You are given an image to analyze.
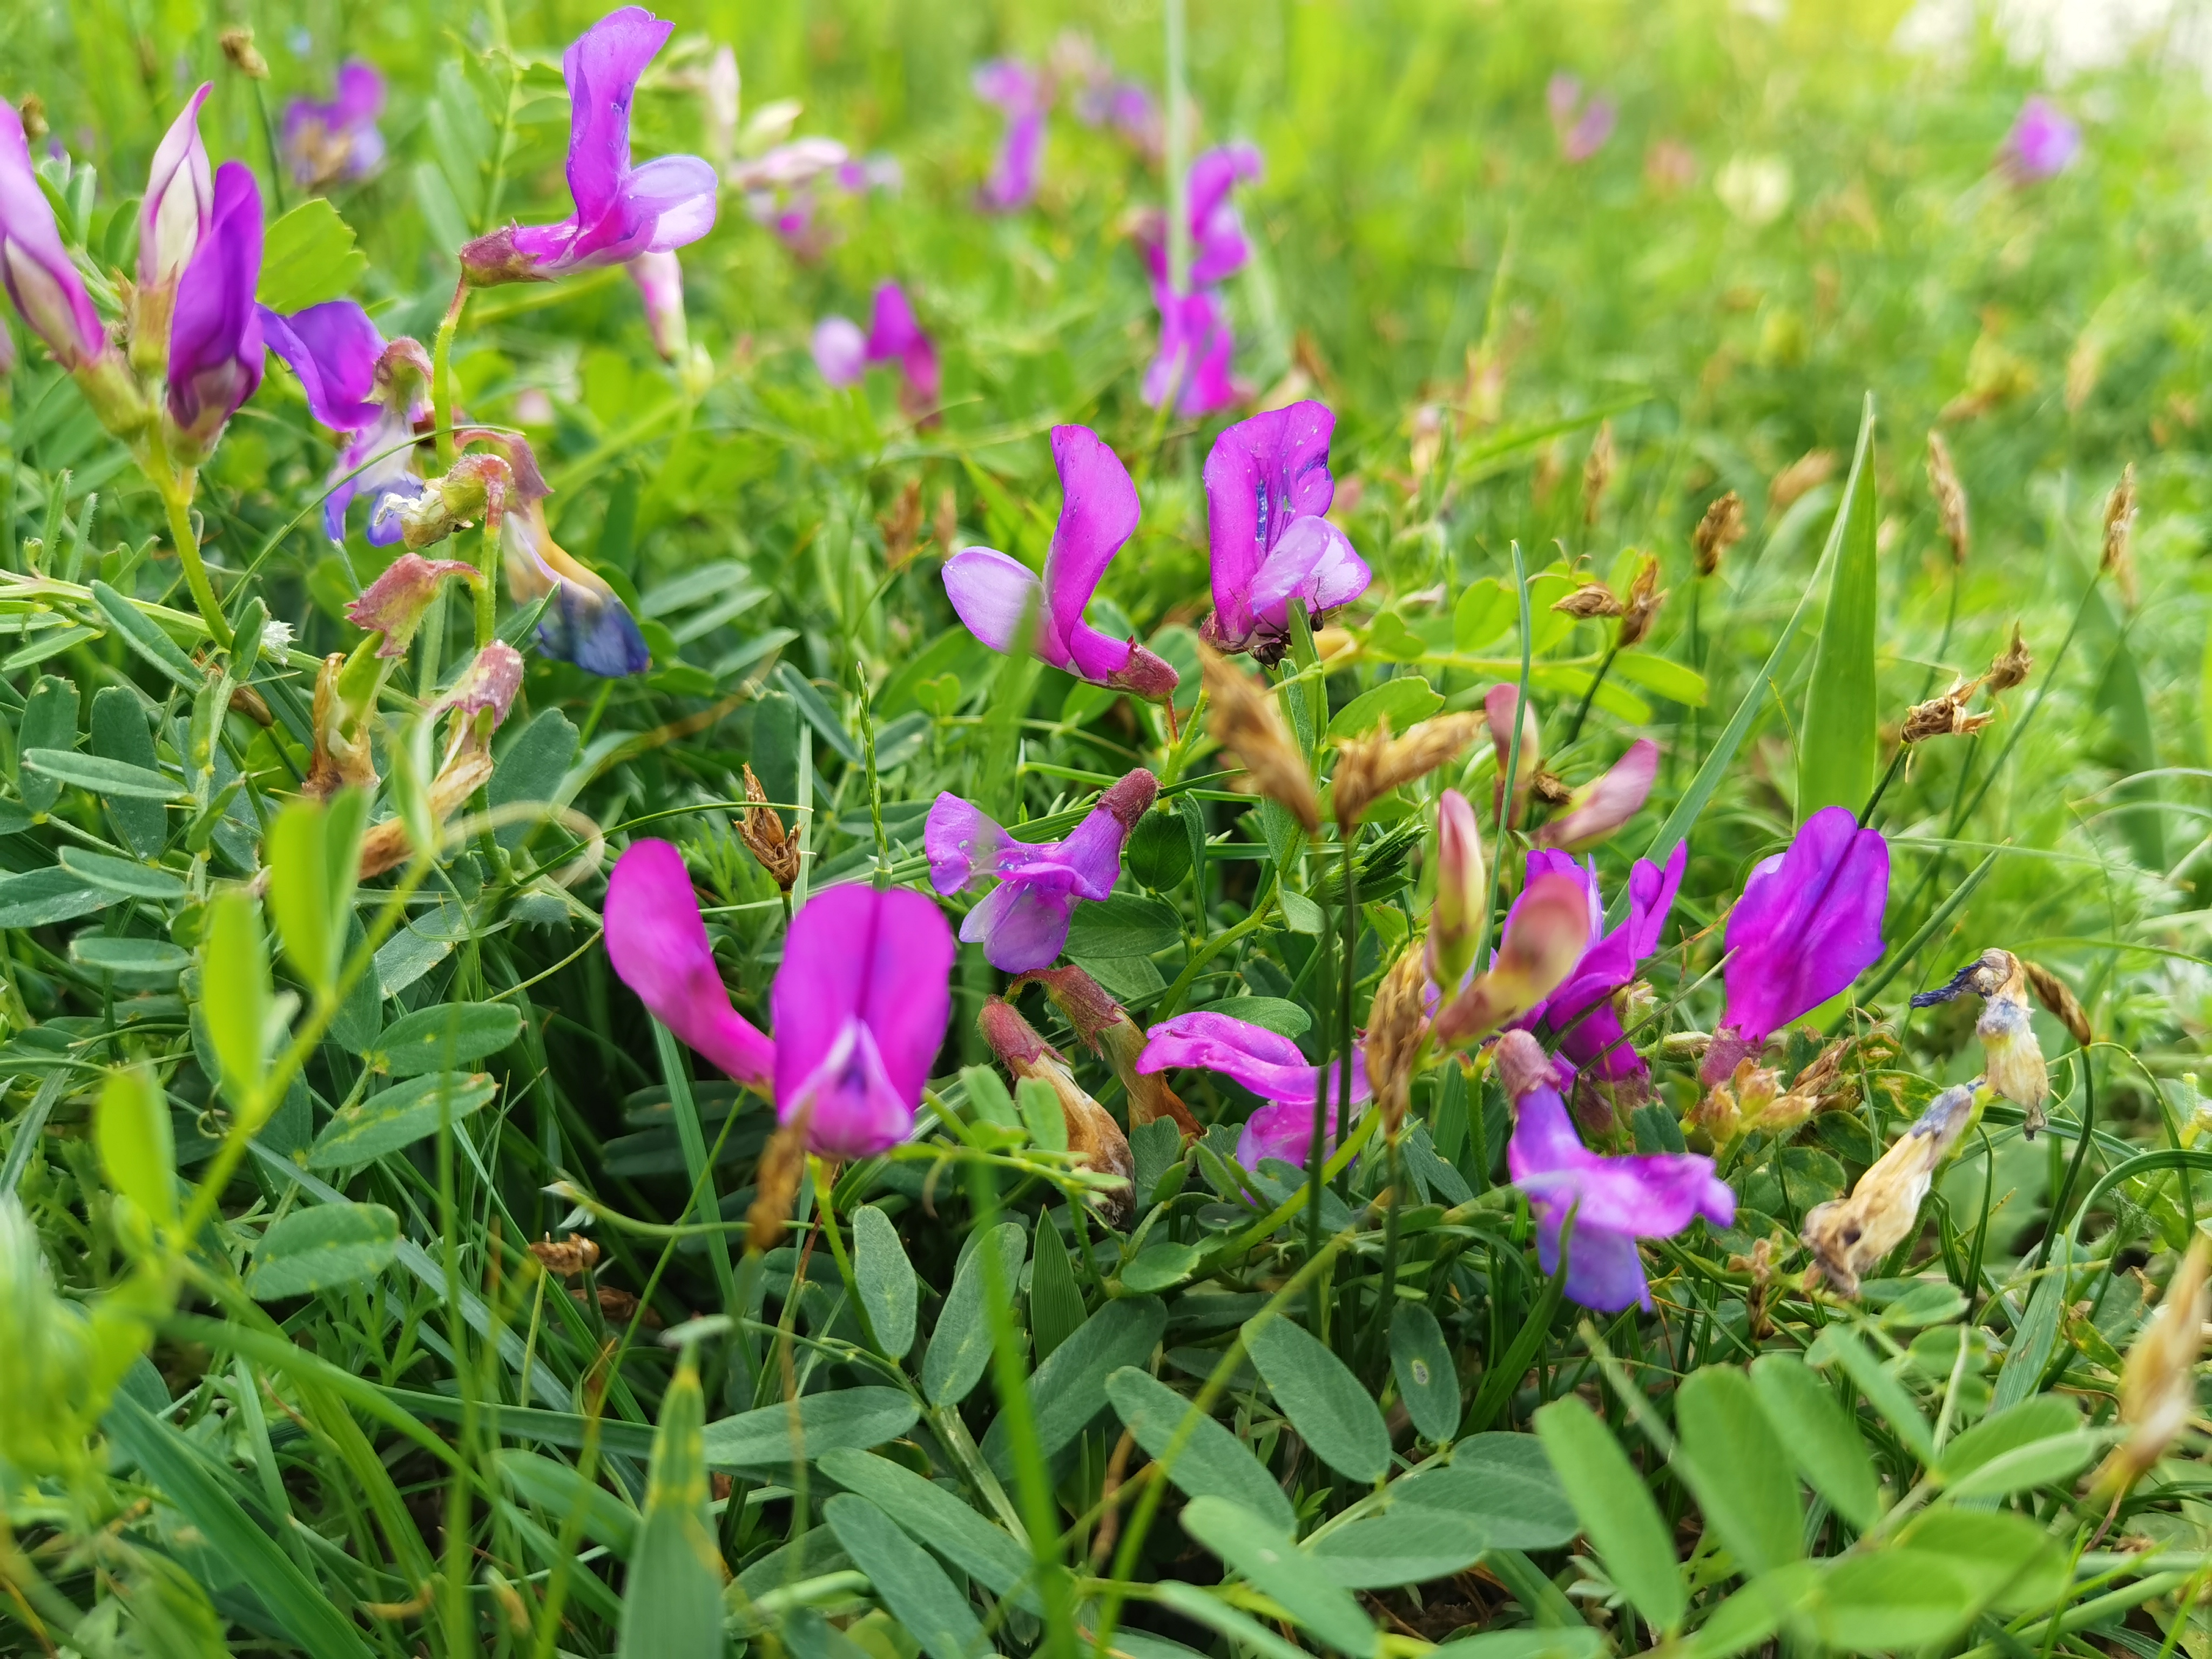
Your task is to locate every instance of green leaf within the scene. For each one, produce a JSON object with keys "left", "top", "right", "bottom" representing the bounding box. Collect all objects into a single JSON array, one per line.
[
  {"left": 982, "top": 1294, "right": 1167, "bottom": 1476},
  {"left": 267, "top": 792, "right": 367, "bottom": 999},
  {"left": 1245, "top": 1314, "right": 1392, "bottom": 1483},
  {"left": 246, "top": 1203, "right": 400, "bottom": 1299},
  {"left": 1674, "top": 1365, "right": 1802, "bottom": 1576},
  {"left": 1935, "top": 1392, "right": 2078, "bottom": 1485},
  {"left": 97, "top": 1064, "right": 174, "bottom": 1228},
  {"left": 16, "top": 675, "right": 79, "bottom": 815},
  {"left": 1611, "top": 651, "right": 1708, "bottom": 706},
  {"left": 1154, "top": 1581, "right": 1327, "bottom": 1659},
  {"left": 1017, "top": 1074, "right": 1068, "bottom": 1151},
  {"left": 1807, "top": 1324, "right": 1935, "bottom": 1464},
  {"left": 1747, "top": 1354, "right": 1880, "bottom": 1530},
  {"left": 1532, "top": 1397, "right": 1686, "bottom": 1633},
  {"left": 851, "top": 1203, "right": 917, "bottom": 1360},
  {"left": 71, "top": 935, "right": 190, "bottom": 982},
  {"left": 1943, "top": 1428, "right": 2103, "bottom": 1500},
  {"left": 921, "top": 1220, "right": 1024, "bottom": 1406},
  {"left": 1105, "top": 1365, "right": 1298, "bottom": 1533},
  {"left": 489, "top": 709, "right": 580, "bottom": 849},
  {"left": 1181, "top": 1496, "right": 1377, "bottom": 1655},
  {"left": 201, "top": 892, "right": 272, "bottom": 1114},
  {"left": 498, "top": 1451, "right": 639, "bottom": 1555},
  {"left": 1326, "top": 676, "right": 1442, "bottom": 742},
  {"left": 1388, "top": 1304, "right": 1461, "bottom": 1444},
  {"left": 816, "top": 1449, "right": 1039, "bottom": 1613},
  {"left": 305, "top": 1071, "right": 497, "bottom": 1168},
  {"left": 1128, "top": 810, "right": 1193, "bottom": 889},
  {"left": 1677, "top": 1563, "right": 1820, "bottom": 1659},
  {"left": 256, "top": 198, "right": 368, "bottom": 312},
  {"left": 699, "top": 1386, "right": 920, "bottom": 1470},
  {"left": 1794, "top": 393, "right": 1879, "bottom": 820},
  {"left": 1306, "top": 1508, "right": 1490, "bottom": 1588},
  {"left": 0, "top": 866, "right": 111, "bottom": 927},
  {"left": 23, "top": 747, "right": 184, "bottom": 800},
  {"left": 89, "top": 686, "right": 169, "bottom": 858},
  {"left": 1391, "top": 1433, "right": 1578, "bottom": 1550},
  {"left": 1065, "top": 891, "right": 1182, "bottom": 957},
  {"left": 1432, "top": 1633, "right": 1603, "bottom": 1659},
  {"left": 58, "top": 847, "right": 186, "bottom": 900},
  {"left": 822, "top": 1495, "right": 984, "bottom": 1659},
  {"left": 1453, "top": 578, "right": 1516, "bottom": 653},
  {"left": 1121, "top": 1240, "right": 1201, "bottom": 1293},
  {"left": 1802, "top": 1549, "right": 1979, "bottom": 1652},
  {"left": 1893, "top": 1509, "right": 2069, "bottom": 1614},
  {"left": 370, "top": 1000, "right": 524, "bottom": 1077},
  {"left": 1027, "top": 1212, "right": 1086, "bottom": 1360},
  {"left": 618, "top": 1354, "right": 722, "bottom": 1659},
  {"left": 88, "top": 583, "right": 200, "bottom": 691}
]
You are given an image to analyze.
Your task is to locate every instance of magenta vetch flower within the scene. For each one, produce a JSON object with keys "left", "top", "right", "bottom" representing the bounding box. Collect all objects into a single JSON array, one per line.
[
  {"left": 283, "top": 60, "right": 387, "bottom": 188},
  {"left": 606, "top": 839, "right": 777, "bottom": 1090},
  {"left": 941, "top": 424, "right": 1181, "bottom": 703},
  {"left": 139, "top": 85, "right": 214, "bottom": 300},
  {"left": 1536, "top": 739, "right": 1658, "bottom": 852},
  {"left": 811, "top": 283, "right": 938, "bottom": 415},
  {"left": 0, "top": 101, "right": 110, "bottom": 373},
  {"left": 1141, "top": 144, "right": 1263, "bottom": 288},
  {"left": 1547, "top": 73, "right": 1616, "bottom": 163},
  {"left": 165, "top": 163, "right": 264, "bottom": 463},
  {"left": 1199, "top": 400, "right": 1370, "bottom": 662},
  {"left": 1702, "top": 805, "right": 1889, "bottom": 1083},
  {"left": 460, "top": 7, "right": 717, "bottom": 286},
  {"left": 627, "top": 249, "right": 687, "bottom": 360},
  {"left": 259, "top": 298, "right": 432, "bottom": 542},
  {"left": 926, "top": 770, "right": 1156, "bottom": 972},
  {"left": 813, "top": 315, "right": 867, "bottom": 386},
  {"left": 1137, "top": 1010, "right": 1369, "bottom": 1170},
  {"left": 1499, "top": 1028, "right": 1733, "bottom": 1311},
  {"left": 2003, "top": 96, "right": 2080, "bottom": 181},
  {"left": 975, "top": 59, "right": 1047, "bottom": 211},
  {"left": 1144, "top": 282, "right": 1241, "bottom": 417},
  {"left": 1513, "top": 842, "right": 1685, "bottom": 1090}
]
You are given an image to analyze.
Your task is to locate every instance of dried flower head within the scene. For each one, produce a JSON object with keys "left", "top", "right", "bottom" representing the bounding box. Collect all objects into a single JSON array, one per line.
[
  {"left": 1554, "top": 583, "right": 1625, "bottom": 620},
  {"left": 17, "top": 95, "right": 47, "bottom": 143},
  {"left": 978, "top": 997, "right": 1133, "bottom": 1220},
  {"left": 220, "top": 28, "right": 269, "bottom": 78},
  {"left": 1616, "top": 553, "right": 1664, "bottom": 649},
  {"left": 1582, "top": 420, "right": 1615, "bottom": 527},
  {"left": 2102, "top": 462, "right": 2139, "bottom": 606},
  {"left": 305, "top": 652, "right": 377, "bottom": 801},
  {"left": 1692, "top": 490, "right": 1746, "bottom": 578},
  {"left": 1366, "top": 943, "right": 1431, "bottom": 1136},
  {"left": 1201, "top": 644, "right": 1319, "bottom": 832},
  {"left": 2095, "top": 1235, "right": 2210, "bottom": 1495},
  {"left": 1901, "top": 678, "right": 1993, "bottom": 744},
  {"left": 1986, "top": 623, "right": 2032, "bottom": 693},
  {"left": 1332, "top": 711, "right": 1482, "bottom": 828},
  {"left": 1530, "top": 769, "right": 1574, "bottom": 807},
  {"left": 2024, "top": 959, "right": 2092, "bottom": 1047},
  {"left": 1769, "top": 448, "right": 1838, "bottom": 515},
  {"left": 529, "top": 1233, "right": 601, "bottom": 1277},
  {"left": 1913, "top": 948, "right": 2049, "bottom": 1134},
  {"left": 1800, "top": 1083, "right": 1977, "bottom": 1298},
  {"left": 738, "top": 763, "right": 800, "bottom": 891},
  {"left": 1927, "top": 429, "right": 1970, "bottom": 564},
  {"left": 1790, "top": 1026, "right": 1899, "bottom": 1114},
  {"left": 879, "top": 477, "right": 925, "bottom": 571}
]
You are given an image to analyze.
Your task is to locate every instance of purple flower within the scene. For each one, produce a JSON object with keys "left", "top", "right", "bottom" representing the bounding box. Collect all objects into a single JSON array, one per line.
[
  {"left": 1702, "top": 805, "right": 1889, "bottom": 1083},
  {"left": 139, "top": 85, "right": 213, "bottom": 300},
  {"left": 1137, "top": 1010, "right": 1369, "bottom": 1171},
  {"left": 1499, "top": 1028, "right": 1734, "bottom": 1311},
  {"left": 941, "top": 424, "right": 1181, "bottom": 703},
  {"left": 1198, "top": 400, "right": 1371, "bottom": 660},
  {"left": 813, "top": 315, "right": 867, "bottom": 385},
  {"left": 811, "top": 284, "right": 938, "bottom": 416},
  {"left": 282, "top": 60, "right": 387, "bottom": 188},
  {"left": 1144, "top": 282, "right": 1241, "bottom": 417},
  {"left": 165, "top": 162, "right": 264, "bottom": 463},
  {"left": 1547, "top": 73, "right": 1616, "bottom": 164},
  {"left": 1077, "top": 80, "right": 1160, "bottom": 156},
  {"left": 259, "top": 298, "right": 432, "bottom": 542},
  {"left": 459, "top": 7, "right": 718, "bottom": 286},
  {"left": 627, "top": 248, "right": 687, "bottom": 360},
  {"left": 0, "top": 100, "right": 110, "bottom": 373},
  {"left": 975, "top": 59, "right": 1047, "bottom": 212},
  {"left": 606, "top": 838, "right": 777, "bottom": 1090},
  {"left": 2004, "top": 96, "right": 2080, "bottom": 181},
  {"left": 1140, "top": 144, "right": 1263, "bottom": 288},
  {"left": 347, "top": 552, "right": 480, "bottom": 658},
  {"left": 1513, "top": 842, "right": 1685, "bottom": 1090},
  {"left": 1535, "top": 739, "right": 1658, "bottom": 852},
  {"left": 926, "top": 769, "right": 1157, "bottom": 972}
]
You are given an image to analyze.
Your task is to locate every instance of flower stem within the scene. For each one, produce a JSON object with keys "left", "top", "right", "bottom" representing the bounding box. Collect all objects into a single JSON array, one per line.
[
  {"left": 1557, "top": 632, "right": 1619, "bottom": 750},
  {"left": 1859, "top": 740, "right": 1911, "bottom": 827},
  {"left": 160, "top": 476, "right": 230, "bottom": 652},
  {"left": 433, "top": 280, "right": 469, "bottom": 468}
]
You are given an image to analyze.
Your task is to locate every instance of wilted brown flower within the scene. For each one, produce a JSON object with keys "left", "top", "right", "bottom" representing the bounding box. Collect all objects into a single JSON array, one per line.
[
  {"left": 1366, "top": 944, "right": 1431, "bottom": 1136},
  {"left": 1582, "top": 421, "right": 1615, "bottom": 527},
  {"left": 1332, "top": 711, "right": 1483, "bottom": 829},
  {"left": 738, "top": 763, "right": 801, "bottom": 891},
  {"left": 1530, "top": 769, "right": 1574, "bottom": 806},
  {"left": 1800, "top": 1083, "right": 1977, "bottom": 1298},
  {"left": 1926, "top": 429, "right": 1970, "bottom": 565},
  {"left": 1915, "top": 948, "right": 2048, "bottom": 1134},
  {"left": 229, "top": 683, "right": 274, "bottom": 727},
  {"left": 1769, "top": 449, "right": 1838, "bottom": 515},
  {"left": 1616, "top": 554, "right": 1665, "bottom": 649},
  {"left": 879, "top": 478, "right": 925, "bottom": 571},
  {"left": 220, "top": 27, "right": 269, "bottom": 77},
  {"left": 1985, "top": 623, "right": 2032, "bottom": 693},
  {"left": 2094, "top": 1235, "right": 2210, "bottom": 1495},
  {"left": 1790, "top": 1027, "right": 1899, "bottom": 1114},
  {"left": 932, "top": 486, "right": 960, "bottom": 559},
  {"left": 1202, "top": 644, "right": 1319, "bottom": 832},
  {"left": 2024, "top": 960, "right": 2092, "bottom": 1047},
  {"left": 304, "top": 652, "right": 378, "bottom": 801},
  {"left": 356, "top": 643, "right": 524, "bottom": 878},
  {"left": 1013, "top": 965, "right": 1199, "bottom": 1138},
  {"left": 17, "top": 95, "right": 47, "bottom": 143},
  {"left": 2102, "top": 463, "right": 2139, "bottom": 606},
  {"left": 977, "top": 997, "right": 1133, "bottom": 1220},
  {"left": 1554, "top": 583, "right": 1626, "bottom": 619},
  {"left": 1692, "top": 490, "right": 1746, "bottom": 578},
  {"left": 1900, "top": 678, "right": 1993, "bottom": 744},
  {"left": 530, "top": 1234, "right": 602, "bottom": 1277}
]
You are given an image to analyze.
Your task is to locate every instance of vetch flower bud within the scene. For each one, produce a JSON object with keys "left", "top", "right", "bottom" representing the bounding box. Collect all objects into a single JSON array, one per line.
[
  {"left": 346, "top": 553, "right": 480, "bottom": 659},
  {"left": 813, "top": 316, "right": 867, "bottom": 386},
  {"left": 1427, "top": 788, "right": 1486, "bottom": 993},
  {"left": 628, "top": 249, "right": 689, "bottom": 361},
  {"left": 0, "top": 102, "right": 114, "bottom": 376},
  {"left": 738, "top": 763, "right": 800, "bottom": 891},
  {"left": 1554, "top": 583, "right": 1625, "bottom": 619},
  {"left": 1432, "top": 870, "right": 1588, "bottom": 1050},
  {"left": 978, "top": 996, "right": 1134, "bottom": 1219},
  {"left": 1986, "top": 623, "right": 2032, "bottom": 693},
  {"left": 394, "top": 452, "right": 512, "bottom": 550},
  {"left": 1332, "top": 711, "right": 1482, "bottom": 829},
  {"left": 282, "top": 62, "right": 387, "bottom": 188},
  {"left": 1202, "top": 645, "right": 1319, "bottom": 832},
  {"left": 164, "top": 161, "right": 265, "bottom": 464},
  {"left": 1800, "top": 1083, "right": 1977, "bottom": 1298},
  {"left": 1927, "top": 429, "right": 1969, "bottom": 564},
  {"left": 1692, "top": 490, "right": 1745, "bottom": 577},
  {"left": 1535, "top": 738, "right": 1658, "bottom": 852},
  {"left": 132, "top": 84, "right": 214, "bottom": 370},
  {"left": 2095, "top": 1235, "right": 2210, "bottom": 1496},
  {"left": 1013, "top": 964, "right": 1201, "bottom": 1139}
]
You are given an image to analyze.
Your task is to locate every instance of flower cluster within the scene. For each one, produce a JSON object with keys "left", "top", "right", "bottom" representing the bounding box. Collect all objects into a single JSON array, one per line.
[{"left": 1141, "top": 144, "right": 1263, "bottom": 417}]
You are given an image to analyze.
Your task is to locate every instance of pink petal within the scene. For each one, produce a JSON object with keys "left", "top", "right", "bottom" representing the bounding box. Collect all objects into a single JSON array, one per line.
[
  {"left": 561, "top": 6, "right": 670, "bottom": 218},
  {"left": 1537, "top": 738, "right": 1658, "bottom": 852},
  {"left": 959, "top": 880, "right": 1077, "bottom": 973},
  {"left": 925, "top": 793, "right": 1009, "bottom": 893},
  {"left": 772, "top": 884, "right": 953, "bottom": 1120},
  {"left": 604, "top": 839, "right": 774, "bottom": 1088},
  {"left": 942, "top": 547, "right": 1059, "bottom": 664},
  {"left": 1043, "top": 424, "right": 1141, "bottom": 671}
]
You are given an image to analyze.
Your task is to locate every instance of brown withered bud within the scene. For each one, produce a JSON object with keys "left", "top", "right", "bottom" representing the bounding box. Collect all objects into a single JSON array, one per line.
[
  {"left": 1582, "top": 420, "right": 1615, "bottom": 527},
  {"left": 1554, "top": 583, "right": 1626, "bottom": 620},
  {"left": 1692, "top": 490, "right": 1746, "bottom": 577},
  {"left": 1730, "top": 1236, "right": 1782, "bottom": 1339},
  {"left": 2024, "top": 960, "right": 2092, "bottom": 1047},
  {"left": 529, "top": 1233, "right": 602, "bottom": 1277},
  {"left": 1985, "top": 623, "right": 2032, "bottom": 693},
  {"left": 2102, "top": 462, "right": 2139, "bottom": 606},
  {"left": 304, "top": 652, "right": 377, "bottom": 801},
  {"left": 1201, "top": 644, "right": 1319, "bottom": 832},
  {"left": 1365, "top": 944, "right": 1431, "bottom": 1137},
  {"left": 572, "top": 1284, "right": 660, "bottom": 1327},
  {"left": 1615, "top": 554, "right": 1664, "bottom": 649},
  {"left": 2094, "top": 1236, "right": 2210, "bottom": 1496},
  {"left": 1768, "top": 448, "right": 1838, "bottom": 515},
  {"left": 1900, "top": 678, "right": 1993, "bottom": 744},
  {"left": 738, "top": 763, "right": 801, "bottom": 891},
  {"left": 228, "top": 683, "right": 274, "bottom": 727},
  {"left": 978, "top": 997, "right": 1133, "bottom": 1220},
  {"left": 746, "top": 1107, "right": 814, "bottom": 1252},
  {"left": 17, "top": 95, "right": 48, "bottom": 143},
  {"left": 220, "top": 28, "right": 269, "bottom": 77},
  {"left": 1800, "top": 1083, "right": 1977, "bottom": 1298},
  {"left": 1332, "top": 711, "right": 1483, "bottom": 829},
  {"left": 1913, "top": 948, "right": 2049, "bottom": 1134},
  {"left": 1011, "top": 965, "right": 1200, "bottom": 1138},
  {"left": 1790, "top": 1026, "right": 1899, "bottom": 1114},
  {"left": 879, "top": 477, "right": 925, "bottom": 571},
  {"left": 1926, "top": 429, "right": 1970, "bottom": 565},
  {"left": 1530, "top": 770, "right": 1574, "bottom": 807}
]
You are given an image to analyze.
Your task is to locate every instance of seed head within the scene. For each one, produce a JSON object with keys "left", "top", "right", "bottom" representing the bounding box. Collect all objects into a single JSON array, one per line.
[
  {"left": 1769, "top": 448, "right": 1838, "bottom": 515},
  {"left": 1616, "top": 552, "right": 1664, "bottom": 648},
  {"left": 1366, "top": 943, "right": 1431, "bottom": 1137},
  {"left": 1332, "top": 711, "right": 1483, "bottom": 830},
  {"left": 1692, "top": 490, "right": 1746, "bottom": 578},
  {"left": 1201, "top": 644, "right": 1319, "bottom": 832},
  {"left": 1926, "top": 429, "right": 1970, "bottom": 565},
  {"left": 746, "top": 1105, "right": 813, "bottom": 1251},
  {"left": 1985, "top": 623, "right": 2032, "bottom": 693},
  {"left": 220, "top": 28, "right": 269, "bottom": 77},
  {"left": 1554, "top": 583, "right": 1625, "bottom": 620},
  {"left": 1900, "top": 678, "right": 1993, "bottom": 744},
  {"left": 529, "top": 1234, "right": 601, "bottom": 1277},
  {"left": 2024, "top": 960, "right": 2092, "bottom": 1047},
  {"left": 738, "top": 764, "right": 801, "bottom": 891},
  {"left": 1582, "top": 420, "right": 1615, "bottom": 527},
  {"left": 2102, "top": 463, "right": 2139, "bottom": 606},
  {"left": 2096, "top": 1235, "right": 2210, "bottom": 1495}
]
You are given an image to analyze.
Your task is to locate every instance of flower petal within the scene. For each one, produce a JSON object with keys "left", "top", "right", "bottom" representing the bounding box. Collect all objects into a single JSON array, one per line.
[
  {"left": 1043, "top": 425, "right": 1141, "bottom": 670},
  {"left": 561, "top": 5, "right": 670, "bottom": 218},
  {"left": 1719, "top": 805, "right": 1889, "bottom": 1049},
  {"left": 942, "top": 547, "right": 1056, "bottom": 662},
  {"left": 260, "top": 299, "right": 383, "bottom": 431},
  {"left": 773, "top": 884, "right": 953, "bottom": 1116},
  {"left": 924, "top": 792, "right": 1009, "bottom": 893},
  {"left": 960, "top": 879, "right": 1077, "bottom": 973},
  {"left": 604, "top": 839, "right": 774, "bottom": 1088},
  {"left": 1537, "top": 738, "right": 1658, "bottom": 852},
  {"left": 1236, "top": 1097, "right": 1346, "bottom": 1172}
]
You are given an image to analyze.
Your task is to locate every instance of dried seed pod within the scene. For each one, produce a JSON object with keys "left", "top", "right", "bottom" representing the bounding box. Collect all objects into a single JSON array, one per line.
[
  {"left": 1692, "top": 490, "right": 1746, "bottom": 578},
  {"left": 1615, "top": 553, "right": 1664, "bottom": 649},
  {"left": 2102, "top": 462, "right": 2138, "bottom": 606},
  {"left": 2024, "top": 960, "right": 2092, "bottom": 1047},
  {"left": 1985, "top": 623, "right": 2032, "bottom": 693},
  {"left": 2095, "top": 1235, "right": 2210, "bottom": 1494},
  {"left": 1900, "top": 678, "right": 1993, "bottom": 744},
  {"left": 1365, "top": 943, "right": 1431, "bottom": 1137},
  {"left": 1013, "top": 965, "right": 1200, "bottom": 1138},
  {"left": 530, "top": 1233, "right": 602, "bottom": 1277},
  {"left": 1332, "top": 711, "right": 1483, "bottom": 829},
  {"left": 1800, "top": 1083, "right": 1978, "bottom": 1298},
  {"left": 1927, "top": 429, "right": 1970, "bottom": 564},
  {"left": 878, "top": 477, "right": 925, "bottom": 571},
  {"left": 1201, "top": 644, "right": 1319, "bottom": 832},
  {"left": 1554, "top": 583, "right": 1626, "bottom": 619},
  {"left": 739, "top": 763, "right": 801, "bottom": 890},
  {"left": 1769, "top": 448, "right": 1838, "bottom": 515},
  {"left": 978, "top": 997, "right": 1133, "bottom": 1220},
  {"left": 219, "top": 27, "right": 269, "bottom": 77}
]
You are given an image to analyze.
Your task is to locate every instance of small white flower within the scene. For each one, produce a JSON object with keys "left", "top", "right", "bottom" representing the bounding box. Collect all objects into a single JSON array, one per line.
[{"left": 259, "top": 619, "right": 296, "bottom": 660}]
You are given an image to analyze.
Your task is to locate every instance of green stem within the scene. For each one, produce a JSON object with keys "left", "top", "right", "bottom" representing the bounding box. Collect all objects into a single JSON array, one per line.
[
  {"left": 1557, "top": 633, "right": 1618, "bottom": 750},
  {"left": 1859, "top": 740, "right": 1911, "bottom": 828},
  {"left": 433, "top": 281, "right": 469, "bottom": 468},
  {"left": 160, "top": 475, "right": 230, "bottom": 651}
]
